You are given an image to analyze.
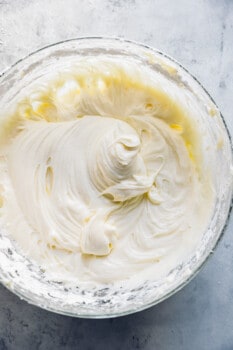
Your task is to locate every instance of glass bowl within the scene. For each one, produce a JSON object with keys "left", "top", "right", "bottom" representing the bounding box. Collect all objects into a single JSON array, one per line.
[{"left": 0, "top": 37, "right": 232, "bottom": 318}]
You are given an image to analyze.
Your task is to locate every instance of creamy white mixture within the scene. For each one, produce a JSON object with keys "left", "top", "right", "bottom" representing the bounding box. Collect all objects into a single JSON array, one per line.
[{"left": 0, "top": 57, "right": 214, "bottom": 285}]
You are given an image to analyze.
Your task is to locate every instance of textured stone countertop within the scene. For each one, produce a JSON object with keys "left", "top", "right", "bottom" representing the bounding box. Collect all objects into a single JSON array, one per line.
[{"left": 0, "top": 1, "right": 232, "bottom": 349}]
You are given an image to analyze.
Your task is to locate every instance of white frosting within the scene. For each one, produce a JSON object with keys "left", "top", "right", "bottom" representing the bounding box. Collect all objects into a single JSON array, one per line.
[{"left": 0, "top": 57, "right": 214, "bottom": 285}]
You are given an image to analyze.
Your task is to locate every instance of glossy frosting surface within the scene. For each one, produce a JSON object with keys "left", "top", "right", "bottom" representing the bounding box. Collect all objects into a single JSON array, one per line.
[{"left": 0, "top": 57, "right": 214, "bottom": 284}]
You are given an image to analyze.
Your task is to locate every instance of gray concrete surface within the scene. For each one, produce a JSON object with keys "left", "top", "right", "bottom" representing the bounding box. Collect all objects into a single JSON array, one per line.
[{"left": 0, "top": 0, "right": 233, "bottom": 349}]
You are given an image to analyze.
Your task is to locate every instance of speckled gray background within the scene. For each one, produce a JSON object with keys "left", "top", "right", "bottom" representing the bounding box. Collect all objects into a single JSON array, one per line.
[{"left": 0, "top": 0, "right": 233, "bottom": 349}]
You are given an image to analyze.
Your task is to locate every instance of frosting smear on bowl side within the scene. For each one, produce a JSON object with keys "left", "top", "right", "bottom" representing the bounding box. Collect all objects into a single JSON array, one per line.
[{"left": 0, "top": 57, "right": 214, "bottom": 285}]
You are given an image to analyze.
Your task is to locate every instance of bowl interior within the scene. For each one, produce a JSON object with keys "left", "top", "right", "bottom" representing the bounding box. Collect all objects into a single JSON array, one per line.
[{"left": 0, "top": 38, "right": 232, "bottom": 318}]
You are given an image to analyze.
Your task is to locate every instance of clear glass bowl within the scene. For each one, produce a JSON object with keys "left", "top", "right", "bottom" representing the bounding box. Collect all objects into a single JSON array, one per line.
[{"left": 0, "top": 38, "right": 232, "bottom": 318}]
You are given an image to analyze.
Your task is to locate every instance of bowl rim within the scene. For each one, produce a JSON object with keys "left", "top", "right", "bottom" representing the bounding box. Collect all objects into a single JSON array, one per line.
[{"left": 0, "top": 36, "right": 232, "bottom": 319}]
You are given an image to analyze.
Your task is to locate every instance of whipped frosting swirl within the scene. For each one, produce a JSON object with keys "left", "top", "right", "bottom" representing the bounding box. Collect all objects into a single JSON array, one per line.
[{"left": 0, "top": 57, "right": 214, "bottom": 284}]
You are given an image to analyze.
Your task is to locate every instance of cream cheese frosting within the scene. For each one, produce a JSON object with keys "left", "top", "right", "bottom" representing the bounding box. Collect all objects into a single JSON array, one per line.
[{"left": 0, "top": 57, "right": 215, "bottom": 285}]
